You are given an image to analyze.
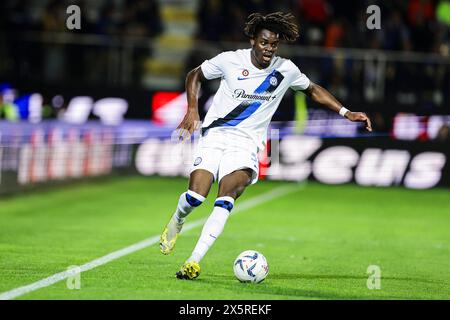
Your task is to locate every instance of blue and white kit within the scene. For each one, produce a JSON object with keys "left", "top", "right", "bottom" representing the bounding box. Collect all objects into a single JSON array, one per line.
[{"left": 191, "top": 48, "right": 311, "bottom": 184}]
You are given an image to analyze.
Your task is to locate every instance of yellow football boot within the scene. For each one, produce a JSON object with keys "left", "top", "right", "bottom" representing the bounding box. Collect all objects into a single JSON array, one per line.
[
  {"left": 176, "top": 261, "right": 201, "bottom": 280},
  {"left": 159, "top": 218, "right": 182, "bottom": 255}
]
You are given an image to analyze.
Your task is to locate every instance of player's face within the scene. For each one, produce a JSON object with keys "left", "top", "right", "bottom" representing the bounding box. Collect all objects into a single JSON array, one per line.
[{"left": 250, "top": 29, "right": 280, "bottom": 69}]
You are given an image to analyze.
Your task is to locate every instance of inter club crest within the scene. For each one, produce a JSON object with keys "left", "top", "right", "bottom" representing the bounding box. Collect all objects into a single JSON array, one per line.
[
  {"left": 270, "top": 76, "right": 278, "bottom": 86},
  {"left": 194, "top": 157, "right": 202, "bottom": 166}
]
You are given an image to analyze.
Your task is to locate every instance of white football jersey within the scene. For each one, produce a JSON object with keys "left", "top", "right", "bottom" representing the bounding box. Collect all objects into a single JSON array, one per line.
[{"left": 200, "top": 48, "right": 310, "bottom": 150}]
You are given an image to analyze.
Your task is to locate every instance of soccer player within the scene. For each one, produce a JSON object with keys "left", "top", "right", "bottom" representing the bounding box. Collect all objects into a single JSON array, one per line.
[{"left": 160, "top": 12, "right": 372, "bottom": 279}]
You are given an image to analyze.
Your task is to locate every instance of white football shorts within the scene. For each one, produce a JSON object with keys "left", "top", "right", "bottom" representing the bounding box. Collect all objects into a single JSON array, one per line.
[{"left": 190, "top": 128, "right": 259, "bottom": 184}]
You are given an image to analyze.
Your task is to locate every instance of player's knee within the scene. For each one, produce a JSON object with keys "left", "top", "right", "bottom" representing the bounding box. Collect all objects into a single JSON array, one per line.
[
  {"left": 189, "top": 170, "right": 213, "bottom": 197},
  {"left": 187, "top": 185, "right": 209, "bottom": 198},
  {"left": 218, "top": 185, "right": 246, "bottom": 200}
]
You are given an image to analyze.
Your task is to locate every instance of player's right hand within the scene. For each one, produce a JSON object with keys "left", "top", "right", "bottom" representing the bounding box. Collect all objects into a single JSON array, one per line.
[{"left": 176, "top": 111, "right": 201, "bottom": 141}]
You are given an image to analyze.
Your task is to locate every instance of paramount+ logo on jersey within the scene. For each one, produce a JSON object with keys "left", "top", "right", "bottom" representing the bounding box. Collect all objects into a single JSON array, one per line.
[{"left": 233, "top": 89, "right": 276, "bottom": 102}]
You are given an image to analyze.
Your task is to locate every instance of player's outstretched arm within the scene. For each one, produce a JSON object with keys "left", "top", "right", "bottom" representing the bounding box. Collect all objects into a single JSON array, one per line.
[
  {"left": 177, "top": 66, "right": 206, "bottom": 139},
  {"left": 303, "top": 82, "right": 372, "bottom": 132}
]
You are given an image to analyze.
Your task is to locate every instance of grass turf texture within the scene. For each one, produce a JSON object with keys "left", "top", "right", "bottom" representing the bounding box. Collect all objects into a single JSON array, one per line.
[{"left": 0, "top": 176, "right": 449, "bottom": 300}]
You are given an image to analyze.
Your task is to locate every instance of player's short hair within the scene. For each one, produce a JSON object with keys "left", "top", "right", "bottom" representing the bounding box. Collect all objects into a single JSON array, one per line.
[{"left": 244, "top": 12, "right": 299, "bottom": 43}]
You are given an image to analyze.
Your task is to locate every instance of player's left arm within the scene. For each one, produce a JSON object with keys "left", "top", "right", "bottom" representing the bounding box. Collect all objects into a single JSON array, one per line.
[{"left": 303, "top": 82, "right": 372, "bottom": 132}]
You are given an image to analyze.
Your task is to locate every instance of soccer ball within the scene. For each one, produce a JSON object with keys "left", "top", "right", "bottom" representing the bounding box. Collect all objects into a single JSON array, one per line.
[{"left": 233, "top": 250, "right": 269, "bottom": 283}]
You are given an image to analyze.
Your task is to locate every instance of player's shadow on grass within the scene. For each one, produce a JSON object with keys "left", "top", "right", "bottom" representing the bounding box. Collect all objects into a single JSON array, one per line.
[
  {"left": 201, "top": 274, "right": 366, "bottom": 299},
  {"left": 203, "top": 273, "right": 440, "bottom": 299},
  {"left": 271, "top": 273, "right": 440, "bottom": 285},
  {"left": 272, "top": 273, "right": 365, "bottom": 280}
]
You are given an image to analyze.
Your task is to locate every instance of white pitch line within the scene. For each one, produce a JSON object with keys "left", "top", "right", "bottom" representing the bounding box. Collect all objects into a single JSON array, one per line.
[{"left": 0, "top": 183, "right": 302, "bottom": 300}]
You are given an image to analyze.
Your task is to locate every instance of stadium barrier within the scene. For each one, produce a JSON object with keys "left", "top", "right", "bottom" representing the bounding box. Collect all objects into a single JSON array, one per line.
[
  {"left": 1, "top": 120, "right": 448, "bottom": 196},
  {"left": 261, "top": 135, "right": 448, "bottom": 189}
]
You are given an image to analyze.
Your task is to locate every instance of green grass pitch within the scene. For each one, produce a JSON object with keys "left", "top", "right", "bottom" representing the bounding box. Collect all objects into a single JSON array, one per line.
[{"left": 0, "top": 176, "right": 449, "bottom": 299}]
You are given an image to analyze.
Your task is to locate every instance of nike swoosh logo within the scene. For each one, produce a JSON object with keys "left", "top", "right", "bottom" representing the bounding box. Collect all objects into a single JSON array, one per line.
[{"left": 237, "top": 77, "right": 251, "bottom": 80}]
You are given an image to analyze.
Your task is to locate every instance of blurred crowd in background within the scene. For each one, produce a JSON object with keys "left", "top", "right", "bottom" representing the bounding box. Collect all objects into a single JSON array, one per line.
[
  {"left": 1, "top": 0, "right": 163, "bottom": 85},
  {"left": 3, "top": 0, "right": 449, "bottom": 52},
  {"left": 0, "top": 0, "right": 449, "bottom": 130},
  {"left": 1, "top": 0, "right": 162, "bottom": 37},
  {"left": 197, "top": 0, "right": 450, "bottom": 53}
]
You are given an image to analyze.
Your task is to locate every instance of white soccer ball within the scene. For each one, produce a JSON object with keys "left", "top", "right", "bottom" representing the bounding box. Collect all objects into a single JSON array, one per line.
[{"left": 233, "top": 250, "right": 269, "bottom": 283}]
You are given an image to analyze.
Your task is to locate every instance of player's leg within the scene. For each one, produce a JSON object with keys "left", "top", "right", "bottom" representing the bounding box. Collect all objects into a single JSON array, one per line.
[
  {"left": 189, "top": 169, "right": 252, "bottom": 261},
  {"left": 216, "top": 168, "right": 253, "bottom": 199},
  {"left": 159, "top": 169, "right": 214, "bottom": 255},
  {"left": 176, "top": 169, "right": 214, "bottom": 224},
  {"left": 160, "top": 128, "right": 224, "bottom": 255},
  {"left": 176, "top": 169, "right": 252, "bottom": 279}
]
